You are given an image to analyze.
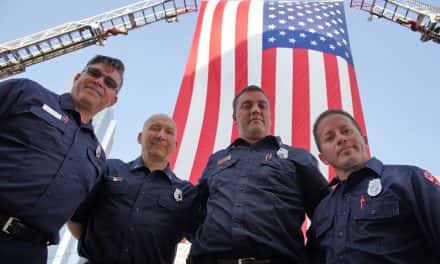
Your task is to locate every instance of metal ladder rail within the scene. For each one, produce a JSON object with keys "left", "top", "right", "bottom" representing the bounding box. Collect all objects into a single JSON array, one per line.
[
  {"left": 0, "top": 0, "right": 197, "bottom": 79},
  {"left": 350, "top": 0, "right": 440, "bottom": 43}
]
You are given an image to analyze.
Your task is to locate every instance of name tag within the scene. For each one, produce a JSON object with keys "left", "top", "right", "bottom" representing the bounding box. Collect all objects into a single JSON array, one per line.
[{"left": 42, "top": 104, "right": 62, "bottom": 120}]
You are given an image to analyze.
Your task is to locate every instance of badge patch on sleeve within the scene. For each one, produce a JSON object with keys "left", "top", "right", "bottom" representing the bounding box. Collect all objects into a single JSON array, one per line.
[{"left": 424, "top": 171, "right": 440, "bottom": 187}]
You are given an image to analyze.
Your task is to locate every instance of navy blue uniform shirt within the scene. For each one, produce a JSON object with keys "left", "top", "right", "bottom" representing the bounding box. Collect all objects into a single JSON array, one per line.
[
  {"left": 306, "top": 158, "right": 440, "bottom": 264},
  {"left": 0, "top": 78, "right": 105, "bottom": 244},
  {"left": 71, "top": 157, "right": 199, "bottom": 264},
  {"left": 190, "top": 136, "right": 329, "bottom": 262}
]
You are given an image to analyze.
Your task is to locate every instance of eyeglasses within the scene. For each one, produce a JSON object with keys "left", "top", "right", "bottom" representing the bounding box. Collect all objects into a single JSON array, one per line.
[{"left": 83, "top": 67, "right": 119, "bottom": 91}]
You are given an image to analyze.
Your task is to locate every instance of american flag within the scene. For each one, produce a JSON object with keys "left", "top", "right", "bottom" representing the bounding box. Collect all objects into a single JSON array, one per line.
[{"left": 170, "top": 0, "right": 368, "bottom": 183}]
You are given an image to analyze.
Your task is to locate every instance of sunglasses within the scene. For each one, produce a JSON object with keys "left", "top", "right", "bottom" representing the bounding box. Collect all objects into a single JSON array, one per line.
[{"left": 83, "top": 67, "right": 119, "bottom": 91}]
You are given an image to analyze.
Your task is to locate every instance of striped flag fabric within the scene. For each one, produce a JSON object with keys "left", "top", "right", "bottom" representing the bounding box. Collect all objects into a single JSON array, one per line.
[{"left": 171, "top": 0, "right": 368, "bottom": 183}]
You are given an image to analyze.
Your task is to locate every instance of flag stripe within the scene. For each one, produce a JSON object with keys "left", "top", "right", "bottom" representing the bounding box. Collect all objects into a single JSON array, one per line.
[
  {"left": 214, "top": 1, "right": 239, "bottom": 153},
  {"left": 170, "top": 1, "right": 207, "bottom": 172},
  {"left": 262, "top": 48, "right": 276, "bottom": 135},
  {"left": 348, "top": 65, "right": 370, "bottom": 157},
  {"left": 274, "top": 48, "right": 293, "bottom": 145},
  {"left": 309, "top": 50, "right": 329, "bottom": 177},
  {"left": 188, "top": 1, "right": 226, "bottom": 184},
  {"left": 248, "top": 0, "right": 263, "bottom": 86},
  {"left": 324, "top": 54, "right": 341, "bottom": 181},
  {"left": 173, "top": 0, "right": 218, "bottom": 180},
  {"left": 231, "top": 0, "right": 251, "bottom": 142},
  {"left": 292, "top": 48, "right": 310, "bottom": 150},
  {"left": 235, "top": 0, "right": 250, "bottom": 90},
  {"left": 324, "top": 54, "right": 342, "bottom": 110},
  {"left": 338, "top": 56, "right": 354, "bottom": 115}
]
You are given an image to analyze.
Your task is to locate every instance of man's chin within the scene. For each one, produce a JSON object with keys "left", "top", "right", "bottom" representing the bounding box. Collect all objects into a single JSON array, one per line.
[
  {"left": 248, "top": 124, "right": 266, "bottom": 132},
  {"left": 339, "top": 157, "right": 363, "bottom": 171},
  {"left": 248, "top": 131, "right": 268, "bottom": 141},
  {"left": 148, "top": 150, "right": 167, "bottom": 159}
]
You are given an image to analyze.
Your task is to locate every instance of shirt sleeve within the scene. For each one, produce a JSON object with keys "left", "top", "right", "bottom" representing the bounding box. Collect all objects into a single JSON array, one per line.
[
  {"left": 305, "top": 224, "right": 326, "bottom": 264},
  {"left": 0, "top": 78, "right": 27, "bottom": 117},
  {"left": 196, "top": 153, "right": 219, "bottom": 208},
  {"left": 288, "top": 147, "right": 331, "bottom": 217},
  {"left": 183, "top": 184, "right": 202, "bottom": 241},
  {"left": 405, "top": 167, "right": 440, "bottom": 255},
  {"left": 70, "top": 182, "right": 102, "bottom": 224},
  {"left": 297, "top": 163, "right": 331, "bottom": 217}
]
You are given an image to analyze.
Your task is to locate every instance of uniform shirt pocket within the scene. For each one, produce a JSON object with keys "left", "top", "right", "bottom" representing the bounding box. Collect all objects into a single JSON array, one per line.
[
  {"left": 351, "top": 195, "right": 403, "bottom": 254},
  {"left": 208, "top": 157, "right": 239, "bottom": 195},
  {"left": 259, "top": 159, "right": 292, "bottom": 190},
  {"left": 353, "top": 196, "right": 400, "bottom": 221},
  {"left": 157, "top": 196, "right": 181, "bottom": 211},
  {"left": 102, "top": 176, "right": 129, "bottom": 194},
  {"left": 10, "top": 106, "right": 66, "bottom": 151},
  {"left": 30, "top": 105, "right": 66, "bottom": 133},
  {"left": 209, "top": 157, "right": 239, "bottom": 177}
]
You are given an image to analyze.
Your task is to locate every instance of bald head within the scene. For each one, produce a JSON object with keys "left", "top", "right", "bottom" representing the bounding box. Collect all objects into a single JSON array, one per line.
[
  {"left": 143, "top": 114, "right": 177, "bottom": 132},
  {"left": 138, "top": 114, "right": 177, "bottom": 168}
]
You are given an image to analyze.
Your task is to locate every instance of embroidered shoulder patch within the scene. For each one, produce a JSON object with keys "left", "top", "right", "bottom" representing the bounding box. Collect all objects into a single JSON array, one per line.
[{"left": 424, "top": 171, "right": 440, "bottom": 187}]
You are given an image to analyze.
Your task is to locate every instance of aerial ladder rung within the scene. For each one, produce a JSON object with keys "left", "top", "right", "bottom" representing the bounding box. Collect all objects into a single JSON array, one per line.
[
  {"left": 0, "top": 0, "right": 197, "bottom": 79},
  {"left": 351, "top": 0, "right": 440, "bottom": 44}
]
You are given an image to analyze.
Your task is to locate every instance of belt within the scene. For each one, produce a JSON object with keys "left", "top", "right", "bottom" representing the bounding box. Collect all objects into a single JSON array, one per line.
[
  {"left": 188, "top": 256, "right": 286, "bottom": 264},
  {"left": 0, "top": 213, "right": 47, "bottom": 244}
]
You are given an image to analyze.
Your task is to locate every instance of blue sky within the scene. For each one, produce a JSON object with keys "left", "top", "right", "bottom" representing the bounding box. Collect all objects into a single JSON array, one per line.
[{"left": 1, "top": 0, "right": 438, "bottom": 176}]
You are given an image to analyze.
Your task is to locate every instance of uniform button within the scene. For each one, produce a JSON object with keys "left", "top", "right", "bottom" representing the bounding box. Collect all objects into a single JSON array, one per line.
[
  {"left": 124, "top": 248, "right": 129, "bottom": 253},
  {"left": 239, "top": 187, "right": 244, "bottom": 192},
  {"left": 129, "top": 227, "right": 134, "bottom": 231},
  {"left": 337, "top": 231, "right": 343, "bottom": 237},
  {"left": 135, "top": 208, "right": 140, "bottom": 212},
  {"left": 370, "top": 209, "right": 377, "bottom": 215}
]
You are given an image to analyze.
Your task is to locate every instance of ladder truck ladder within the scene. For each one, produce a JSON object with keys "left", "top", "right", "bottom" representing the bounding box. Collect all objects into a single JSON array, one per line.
[
  {"left": 350, "top": 0, "right": 440, "bottom": 44},
  {"left": 0, "top": 0, "right": 198, "bottom": 79}
]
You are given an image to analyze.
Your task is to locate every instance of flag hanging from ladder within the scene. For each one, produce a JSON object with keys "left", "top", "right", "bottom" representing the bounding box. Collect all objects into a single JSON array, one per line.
[{"left": 171, "top": 0, "right": 368, "bottom": 183}]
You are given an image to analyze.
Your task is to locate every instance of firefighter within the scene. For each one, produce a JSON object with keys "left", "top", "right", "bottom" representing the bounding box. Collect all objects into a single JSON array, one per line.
[
  {"left": 0, "top": 55, "right": 123, "bottom": 263},
  {"left": 68, "top": 114, "right": 199, "bottom": 264},
  {"left": 187, "top": 85, "right": 330, "bottom": 264},
  {"left": 307, "top": 109, "right": 440, "bottom": 263}
]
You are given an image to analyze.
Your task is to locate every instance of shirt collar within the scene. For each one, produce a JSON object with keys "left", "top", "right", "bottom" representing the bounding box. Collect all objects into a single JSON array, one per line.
[
  {"left": 59, "top": 93, "right": 76, "bottom": 112},
  {"left": 129, "top": 156, "right": 178, "bottom": 183},
  {"left": 59, "top": 93, "right": 94, "bottom": 130},
  {"left": 362, "top": 157, "right": 384, "bottom": 176},
  {"left": 330, "top": 157, "right": 384, "bottom": 190},
  {"left": 228, "top": 135, "right": 281, "bottom": 150}
]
